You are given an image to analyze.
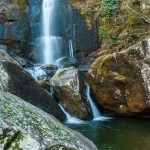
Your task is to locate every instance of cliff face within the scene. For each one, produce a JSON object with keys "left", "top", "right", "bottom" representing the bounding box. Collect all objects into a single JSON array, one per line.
[{"left": 69, "top": 0, "right": 150, "bottom": 53}]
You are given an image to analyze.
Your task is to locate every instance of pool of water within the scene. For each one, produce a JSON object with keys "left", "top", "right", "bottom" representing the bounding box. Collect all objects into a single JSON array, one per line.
[{"left": 67, "top": 118, "right": 150, "bottom": 150}]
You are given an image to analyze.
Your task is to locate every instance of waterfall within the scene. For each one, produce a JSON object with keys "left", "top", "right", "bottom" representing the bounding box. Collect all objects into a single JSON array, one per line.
[
  {"left": 86, "top": 85, "right": 111, "bottom": 121},
  {"left": 41, "top": 0, "right": 75, "bottom": 65},
  {"left": 69, "top": 40, "right": 74, "bottom": 57},
  {"left": 59, "top": 104, "right": 85, "bottom": 124},
  {"left": 42, "top": 0, "right": 63, "bottom": 64}
]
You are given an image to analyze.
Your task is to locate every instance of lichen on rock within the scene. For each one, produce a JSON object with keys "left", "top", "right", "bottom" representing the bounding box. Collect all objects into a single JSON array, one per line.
[{"left": 0, "top": 92, "right": 97, "bottom": 150}]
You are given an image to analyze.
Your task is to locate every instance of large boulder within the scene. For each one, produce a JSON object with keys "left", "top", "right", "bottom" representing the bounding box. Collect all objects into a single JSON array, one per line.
[
  {"left": 0, "top": 50, "right": 65, "bottom": 121},
  {"left": 0, "top": 91, "right": 97, "bottom": 150},
  {"left": 88, "top": 37, "right": 150, "bottom": 116},
  {"left": 51, "top": 67, "right": 90, "bottom": 120}
]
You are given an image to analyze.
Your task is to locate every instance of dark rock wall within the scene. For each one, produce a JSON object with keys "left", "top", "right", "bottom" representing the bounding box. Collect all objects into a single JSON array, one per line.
[{"left": 0, "top": 0, "right": 98, "bottom": 62}]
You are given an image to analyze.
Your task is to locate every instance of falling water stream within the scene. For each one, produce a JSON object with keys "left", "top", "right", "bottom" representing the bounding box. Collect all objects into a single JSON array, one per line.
[
  {"left": 86, "top": 84, "right": 110, "bottom": 121},
  {"left": 69, "top": 39, "right": 74, "bottom": 57},
  {"left": 58, "top": 104, "right": 85, "bottom": 124},
  {"left": 42, "top": 0, "right": 63, "bottom": 64}
]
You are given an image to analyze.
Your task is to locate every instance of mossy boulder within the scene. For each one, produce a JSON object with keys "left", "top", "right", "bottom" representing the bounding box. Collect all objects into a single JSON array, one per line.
[
  {"left": 88, "top": 37, "right": 150, "bottom": 116},
  {"left": 0, "top": 50, "right": 65, "bottom": 121},
  {"left": 51, "top": 67, "right": 91, "bottom": 120},
  {"left": 0, "top": 92, "right": 97, "bottom": 150}
]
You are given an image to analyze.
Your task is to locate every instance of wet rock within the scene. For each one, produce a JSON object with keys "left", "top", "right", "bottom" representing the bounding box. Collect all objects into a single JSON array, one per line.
[
  {"left": 88, "top": 37, "right": 150, "bottom": 116},
  {"left": 0, "top": 92, "right": 97, "bottom": 150},
  {"left": 51, "top": 67, "right": 90, "bottom": 120},
  {"left": 0, "top": 50, "right": 65, "bottom": 121}
]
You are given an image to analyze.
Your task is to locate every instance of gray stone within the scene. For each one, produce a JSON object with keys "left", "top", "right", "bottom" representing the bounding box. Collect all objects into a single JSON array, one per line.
[{"left": 0, "top": 92, "right": 97, "bottom": 150}]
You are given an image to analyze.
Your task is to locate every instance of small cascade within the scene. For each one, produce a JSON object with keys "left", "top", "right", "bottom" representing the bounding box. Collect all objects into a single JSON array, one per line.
[
  {"left": 25, "top": 66, "right": 46, "bottom": 81},
  {"left": 86, "top": 84, "right": 110, "bottom": 121},
  {"left": 69, "top": 39, "right": 74, "bottom": 57},
  {"left": 59, "top": 104, "right": 85, "bottom": 124}
]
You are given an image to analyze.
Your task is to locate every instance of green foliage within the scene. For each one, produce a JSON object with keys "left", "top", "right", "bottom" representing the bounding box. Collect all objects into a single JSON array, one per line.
[
  {"left": 99, "top": 0, "right": 119, "bottom": 17},
  {"left": 99, "top": 27, "right": 109, "bottom": 38},
  {"left": 111, "top": 35, "right": 118, "bottom": 43}
]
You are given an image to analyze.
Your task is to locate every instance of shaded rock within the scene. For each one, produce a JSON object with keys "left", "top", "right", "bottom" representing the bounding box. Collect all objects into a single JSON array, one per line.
[
  {"left": 37, "top": 79, "right": 50, "bottom": 92},
  {"left": 0, "top": 92, "right": 97, "bottom": 150},
  {"left": 78, "top": 64, "right": 90, "bottom": 72},
  {"left": 56, "top": 56, "right": 77, "bottom": 67},
  {"left": 0, "top": 50, "right": 65, "bottom": 121},
  {"left": 41, "top": 64, "right": 58, "bottom": 77},
  {"left": 88, "top": 37, "right": 150, "bottom": 116},
  {"left": 51, "top": 67, "right": 90, "bottom": 120}
]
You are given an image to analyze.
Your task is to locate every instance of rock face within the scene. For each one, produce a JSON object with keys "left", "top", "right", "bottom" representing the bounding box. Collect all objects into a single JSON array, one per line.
[
  {"left": 88, "top": 37, "right": 150, "bottom": 116},
  {"left": 0, "top": 91, "right": 97, "bottom": 150},
  {"left": 51, "top": 67, "right": 90, "bottom": 119},
  {"left": 0, "top": 50, "right": 65, "bottom": 121},
  {"left": 0, "top": 0, "right": 29, "bottom": 52}
]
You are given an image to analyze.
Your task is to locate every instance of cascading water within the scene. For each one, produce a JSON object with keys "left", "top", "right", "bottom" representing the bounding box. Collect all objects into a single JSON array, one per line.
[
  {"left": 59, "top": 104, "right": 85, "bottom": 124},
  {"left": 69, "top": 39, "right": 74, "bottom": 57},
  {"left": 86, "top": 84, "right": 111, "bottom": 121},
  {"left": 25, "top": 66, "right": 46, "bottom": 81},
  {"left": 42, "top": 0, "right": 63, "bottom": 64}
]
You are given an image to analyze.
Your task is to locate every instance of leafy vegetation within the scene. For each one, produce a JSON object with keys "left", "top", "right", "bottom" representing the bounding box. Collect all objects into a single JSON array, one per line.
[{"left": 99, "top": 0, "right": 119, "bottom": 17}]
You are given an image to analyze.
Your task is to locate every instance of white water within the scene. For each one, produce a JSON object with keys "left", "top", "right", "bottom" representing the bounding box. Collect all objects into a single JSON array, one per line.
[
  {"left": 42, "top": 0, "right": 63, "bottom": 64},
  {"left": 25, "top": 66, "right": 46, "bottom": 81},
  {"left": 59, "top": 104, "right": 85, "bottom": 124},
  {"left": 42, "top": 0, "right": 74, "bottom": 64},
  {"left": 86, "top": 85, "right": 111, "bottom": 121},
  {"left": 69, "top": 40, "right": 74, "bottom": 57}
]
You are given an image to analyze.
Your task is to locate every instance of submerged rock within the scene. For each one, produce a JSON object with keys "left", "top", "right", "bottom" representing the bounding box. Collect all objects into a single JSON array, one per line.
[
  {"left": 51, "top": 67, "right": 90, "bottom": 120},
  {"left": 88, "top": 37, "right": 150, "bottom": 116},
  {"left": 0, "top": 50, "right": 65, "bottom": 121},
  {"left": 0, "top": 92, "right": 97, "bottom": 150}
]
